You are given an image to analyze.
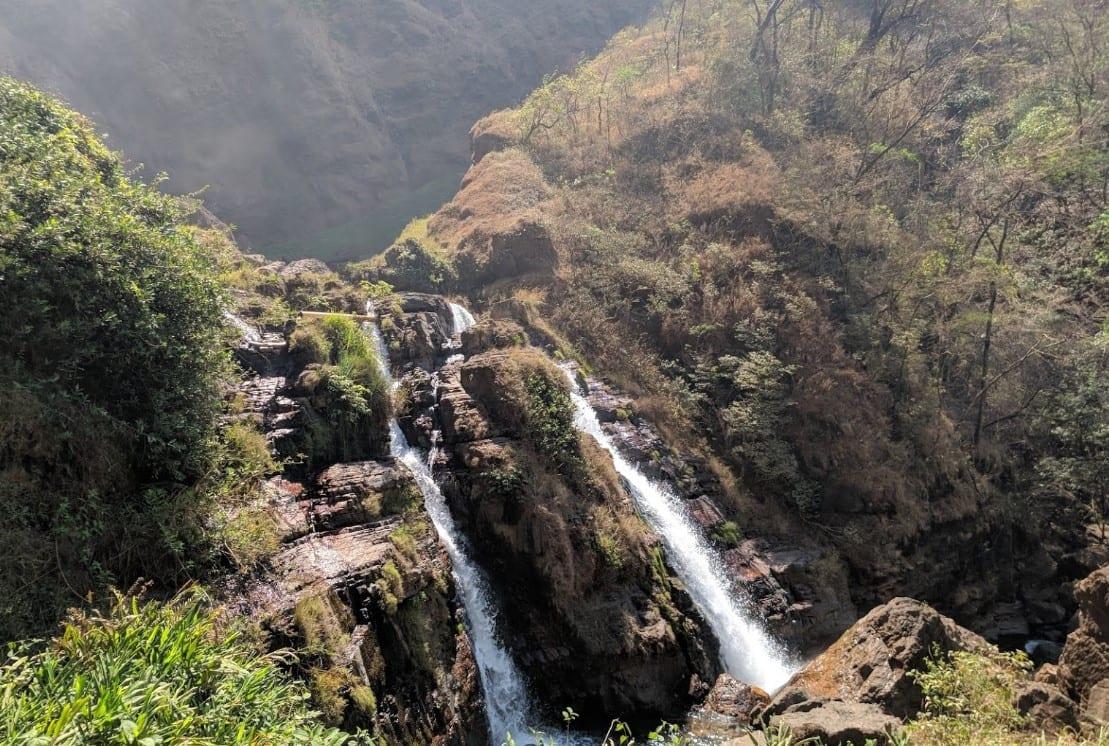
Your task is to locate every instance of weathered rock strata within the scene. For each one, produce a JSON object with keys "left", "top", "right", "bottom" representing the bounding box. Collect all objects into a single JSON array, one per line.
[{"left": 223, "top": 320, "right": 482, "bottom": 744}]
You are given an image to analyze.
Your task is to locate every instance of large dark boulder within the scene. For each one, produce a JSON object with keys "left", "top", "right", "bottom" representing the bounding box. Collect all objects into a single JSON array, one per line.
[
  {"left": 769, "top": 597, "right": 988, "bottom": 719},
  {"left": 1059, "top": 566, "right": 1109, "bottom": 702}
]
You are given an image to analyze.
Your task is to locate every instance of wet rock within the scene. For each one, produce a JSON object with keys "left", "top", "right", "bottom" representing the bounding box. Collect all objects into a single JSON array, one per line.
[
  {"left": 1059, "top": 566, "right": 1109, "bottom": 701},
  {"left": 726, "top": 539, "right": 856, "bottom": 650},
  {"left": 772, "top": 597, "right": 988, "bottom": 719},
  {"left": 770, "top": 699, "right": 901, "bottom": 745},
  {"left": 699, "top": 674, "right": 769, "bottom": 725},
  {"left": 1026, "top": 639, "right": 1064, "bottom": 666}
]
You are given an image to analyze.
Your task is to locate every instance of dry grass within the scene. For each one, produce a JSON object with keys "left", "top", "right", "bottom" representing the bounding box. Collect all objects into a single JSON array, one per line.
[{"left": 428, "top": 148, "right": 551, "bottom": 259}]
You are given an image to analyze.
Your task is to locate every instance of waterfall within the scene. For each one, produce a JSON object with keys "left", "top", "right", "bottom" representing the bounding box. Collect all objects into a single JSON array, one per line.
[
  {"left": 565, "top": 376, "right": 797, "bottom": 693},
  {"left": 223, "top": 310, "right": 262, "bottom": 343},
  {"left": 449, "top": 301, "right": 477, "bottom": 336},
  {"left": 365, "top": 320, "right": 535, "bottom": 744}
]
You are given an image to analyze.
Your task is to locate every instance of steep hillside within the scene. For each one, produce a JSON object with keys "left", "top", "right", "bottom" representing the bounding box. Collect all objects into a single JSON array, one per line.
[
  {"left": 387, "top": 0, "right": 1108, "bottom": 644},
  {"left": 0, "top": 0, "right": 653, "bottom": 257}
]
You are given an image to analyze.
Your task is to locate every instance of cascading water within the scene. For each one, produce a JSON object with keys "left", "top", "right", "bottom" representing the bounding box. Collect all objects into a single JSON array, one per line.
[
  {"left": 223, "top": 310, "right": 262, "bottom": 343},
  {"left": 449, "top": 301, "right": 477, "bottom": 336},
  {"left": 365, "top": 316, "right": 536, "bottom": 744},
  {"left": 566, "top": 375, "right": 797, "bottom": 693}
]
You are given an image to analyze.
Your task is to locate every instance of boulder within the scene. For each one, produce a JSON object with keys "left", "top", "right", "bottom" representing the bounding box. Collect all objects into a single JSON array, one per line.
[
  {"left": 279, "top": 258, "right": 331, "bottom": 277},
  {"left": 772, "top": 597, "right": 988, "bottom": 719},
  {"left": 1058, "top": 566, "right": 1109, "bottom": 701},
  {"left": 1084, "top": 678, "right": 1109, "bottom": 726},
  {"left": 700, "top": 674, "right": 769, "bottom": 725},
  {"left": 770, "top": 699, "right": 901, "bottom": 745},
  {"left": 1012, "top": 681, "right": 1079, "bottom": 736}
]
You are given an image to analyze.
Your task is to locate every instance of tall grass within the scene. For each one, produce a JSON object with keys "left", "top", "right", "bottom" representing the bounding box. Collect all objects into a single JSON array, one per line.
[{"left": 0, "top": 590, "right": 359, "bottom": 744}]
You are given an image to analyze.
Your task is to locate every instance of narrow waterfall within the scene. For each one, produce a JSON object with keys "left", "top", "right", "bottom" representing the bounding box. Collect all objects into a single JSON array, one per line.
[
  {"left": 449, "top": 301, "right": 477, "bottom": 336},
  {"left": 223, "top": 310, "right": 262, "bottom": 343},
  {"left": 366, "top": 318, "right": 535, "bottom": 744},
  {"left": 566, "top": 378, "right": 797, "bottom": 693}
]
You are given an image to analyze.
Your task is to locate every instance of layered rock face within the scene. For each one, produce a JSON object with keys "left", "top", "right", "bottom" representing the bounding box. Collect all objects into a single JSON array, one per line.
[
  {"left": 0, "top": 0, "right": 652, "bottom": 253},
  {"left": 381, "top": 299, "right": 718, "bottom": 727},
  {"left": 223, "top": 319, "right": 482, "bottom": 744}
]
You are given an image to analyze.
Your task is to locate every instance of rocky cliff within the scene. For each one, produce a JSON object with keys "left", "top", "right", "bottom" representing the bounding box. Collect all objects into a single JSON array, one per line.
[
  {"left": 380, "top": 297, "right": 719, "bottom": 727},
  {"left": 0, "top": 0, "right": 652, "bottom": 256},
  {"left": 220, "top": 306, "right": 482, "bottom": 743}
]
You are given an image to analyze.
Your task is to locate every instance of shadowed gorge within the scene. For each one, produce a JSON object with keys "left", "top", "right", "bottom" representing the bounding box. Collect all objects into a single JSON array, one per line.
[{"left": 0, "top": 0, "right": 653, "bottom": 258}]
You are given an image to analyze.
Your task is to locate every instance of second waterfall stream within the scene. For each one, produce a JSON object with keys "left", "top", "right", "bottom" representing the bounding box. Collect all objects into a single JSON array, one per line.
[
  {"left": 564, "top": 374, "right": 797, "bottom": 692},
  {"left": 367, "top": 305, "right": 535, "bottom": 745}
]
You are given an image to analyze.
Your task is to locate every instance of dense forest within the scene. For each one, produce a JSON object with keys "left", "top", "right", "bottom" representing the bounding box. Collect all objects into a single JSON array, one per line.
[{"left": 0, "top": 0, "right": 1106, "bottom": 744}]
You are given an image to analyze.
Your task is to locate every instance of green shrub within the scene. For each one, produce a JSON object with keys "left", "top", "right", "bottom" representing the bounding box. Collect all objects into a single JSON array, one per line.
[
  {"left": 290, "top": 324, "right": 331, "bottom": 365},
  {"left": 0, "top": 77, "right": 233, "bottom": 638},
  {"left": 0, "top": 590, "right": 353, "bottom": 744},
  {"left": 711, "top": 520, "right": 744, "bottom": 548},
  {"left": 372, "top": 238, "right": 457, "bottom": 292},
  {"left": 523, "top": 371, "right": 581, "bottom": 471},
  {"left": 906, "top": 648, "right": 1030, "bottom": 745}
]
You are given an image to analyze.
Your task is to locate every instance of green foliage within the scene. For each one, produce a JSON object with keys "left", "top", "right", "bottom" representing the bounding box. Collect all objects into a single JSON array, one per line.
[
  {"left": 906, "top": 648, "right": 1031, "bottom": 745},
  {"left": 522, "top": 371, "right": 581, "bottom": 472},
  {"left": 362, "top": 238, "right": 457, "bottom": 293},
  {"left": 0, "top": 590, "right": 354, "bottom": 744},
  {"left": 0, "top": 77, "right": 233, "bottom": 638},
  {"left": 297, "top": 316, "right": 392, "bottom": 465},
  {"left": 377, "top": 561, "right": 404, "bottom": 615},
  {"left": 711, "top": 520, "right": 744, "bottom": 548}
]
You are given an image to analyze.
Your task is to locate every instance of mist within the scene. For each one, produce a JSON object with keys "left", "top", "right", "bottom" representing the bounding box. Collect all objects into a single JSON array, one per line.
[{"left": 0, "top": 0, "right": 652, "bottom": 260}]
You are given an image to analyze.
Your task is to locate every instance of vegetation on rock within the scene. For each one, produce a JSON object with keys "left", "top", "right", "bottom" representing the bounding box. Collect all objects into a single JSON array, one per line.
[
  {"left": 426, "top": 0, "right": 1108, "bottom": 624},
  {"left": 0, "top": 77, "right": 235, "bottom": 639},
  {"left": 0, "top": 590, "right": 355, "bottom": 745}
]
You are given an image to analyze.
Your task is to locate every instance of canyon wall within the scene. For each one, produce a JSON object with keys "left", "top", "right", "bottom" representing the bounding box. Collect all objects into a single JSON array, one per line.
[{"left": 0, "top": 0, "right": 653, "bottom": 257}]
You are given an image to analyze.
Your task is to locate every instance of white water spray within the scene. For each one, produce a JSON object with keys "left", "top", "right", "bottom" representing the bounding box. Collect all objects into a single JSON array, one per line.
[
  {"left": 566, "top": 376, "right": 797, "bottom": 692},
  {"left": 223, "top": 310, "right": 262, "bottom": 343},
  {"left": 366, "top": 319, "right": 535, "bottom": 744},
  {"left": 449, "top": 301, "right": 477, "bottom": 336}
]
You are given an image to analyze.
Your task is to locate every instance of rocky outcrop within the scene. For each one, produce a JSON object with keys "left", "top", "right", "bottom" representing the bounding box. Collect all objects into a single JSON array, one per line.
[
  {"left": 393, "top": 335, "right": 717, "bottom": 726},
  {"left": 769, "top": 597, "right": 988, "bottom": 719},
  {"left": 222, "top": 311, "right": 482, "bottom": 744},
  {"left": 379, "top": 293, "right": 456, "bottom": 371},
  {"left": 1058, "top": 566, "right": 1109, "bottom": 703},
  {"left": 428, "top": 149, "right": 557, "bottom": 289}
]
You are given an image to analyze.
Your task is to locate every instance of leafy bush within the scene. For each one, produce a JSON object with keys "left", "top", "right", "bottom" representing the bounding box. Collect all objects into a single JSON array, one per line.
[
  {"left": 0, "top": 590, "right": 355, "bottom": 744},
  {"left": 367, "top": 238, "right": 457, "bottom": 292},
  {"left": 0, "top": 77, "right": 232, "bottom": 638},
  {"left": 522, "top": 371, "right": 580, "bottom": 472},
  {"left": 906, "top": 648, "right": 1030, "bottom": 745}
]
